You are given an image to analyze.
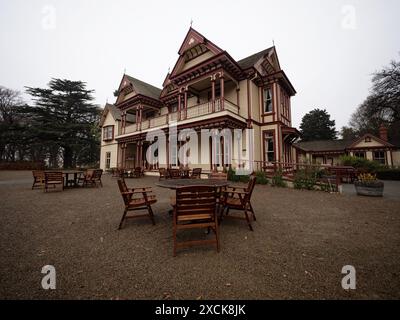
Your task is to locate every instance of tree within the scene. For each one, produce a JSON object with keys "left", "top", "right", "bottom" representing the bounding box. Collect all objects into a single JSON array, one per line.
[
  {"left": 300, "top": 108, "right": 337, "bottom": 141},
  {"left": 340, "top": 126, "right": 358, "bottom": 140},
  {"left": 345, "top": 55, "right": 400, "bottom": 144},
  {"left": 25, "top": 79, "right": 100, "bottom": 168},
  {"left": 0, "top": 86, "right": 25, "bottom": 161}
]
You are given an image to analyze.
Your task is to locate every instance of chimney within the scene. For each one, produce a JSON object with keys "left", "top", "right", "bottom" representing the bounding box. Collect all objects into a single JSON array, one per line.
[{"left": 379, "top": 125, "right": 388, "bottom": 142}]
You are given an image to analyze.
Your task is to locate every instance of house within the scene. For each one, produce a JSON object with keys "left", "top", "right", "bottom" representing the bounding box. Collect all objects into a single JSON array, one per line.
[
  {"left": 294, "top": 126, "right": 400, "bottom": 166},
  {"left": 100, "top": 27, "right": 299, "bottom": 172}
]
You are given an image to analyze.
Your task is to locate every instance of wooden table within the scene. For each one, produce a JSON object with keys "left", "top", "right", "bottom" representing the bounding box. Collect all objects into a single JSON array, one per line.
[
  {"left": 45, "top": 170, "right": 84, "bottom": 188},
  {"left": 156, "top": 178, "right": 228, "bottom": 190},
  {"left": 156, "top": 179, "right": 229, "bottom": 215}
]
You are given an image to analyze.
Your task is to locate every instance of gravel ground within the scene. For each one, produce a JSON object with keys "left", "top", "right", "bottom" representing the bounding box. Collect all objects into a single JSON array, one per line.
[{"left": 0, "top": 171, "right": 399, "bottom": 300}]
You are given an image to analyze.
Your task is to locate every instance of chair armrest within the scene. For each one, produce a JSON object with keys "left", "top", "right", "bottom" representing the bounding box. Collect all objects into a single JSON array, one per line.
[
  {"left": 132, "top": 187, "right": 153, "bottom": 192},
  {"left": 222, "top": 190, "right": 248, "bottom": 195}
]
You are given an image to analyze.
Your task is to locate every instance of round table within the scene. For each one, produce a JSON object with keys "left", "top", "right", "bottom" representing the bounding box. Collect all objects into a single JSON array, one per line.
[{"left": 156, "top": 178, "right": 228, "bottom": 189}]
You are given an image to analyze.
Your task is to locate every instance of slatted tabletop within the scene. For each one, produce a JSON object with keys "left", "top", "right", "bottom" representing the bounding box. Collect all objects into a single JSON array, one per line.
[{"left": 156, "top": 179, "right": 229, "bottom": 190}]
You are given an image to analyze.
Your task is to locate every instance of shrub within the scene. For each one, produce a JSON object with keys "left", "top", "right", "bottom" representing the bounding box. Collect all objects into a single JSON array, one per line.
[
  {"left": 340, "top": 155, "right": 380, "bottom": 173},
  {"left": 376, "top": 168, "right": 400, "bottom": 180},
  {"left": 293, "top": 169, "right": 317, "bottom": 190},
  {"left": 271, "top": 170, "right": 287, "bottom": 188},
  {"left": 0, "top": 161, "right": 45, "bottom": 170},
  {"left": 255, "top": 171, "right": 269, "bottom": 185}
]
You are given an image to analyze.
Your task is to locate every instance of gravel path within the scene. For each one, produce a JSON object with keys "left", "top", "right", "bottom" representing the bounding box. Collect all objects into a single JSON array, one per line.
[{"left": 0, "top": 171, "right": 399, "bottom": 299}]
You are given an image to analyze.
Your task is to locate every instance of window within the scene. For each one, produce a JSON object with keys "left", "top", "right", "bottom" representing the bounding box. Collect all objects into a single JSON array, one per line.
[
  {"left": 354, "top": 152, "right": 365, "bottom": 159},
  {"left": 373, "top": 151, "right": 386, "bottom": 165},
  {"left": 365, "top": 137, "right": 372, "bottom": 143},
  {"left": 105, "top": 152, "right": 111, "bottom": 169},
  {"left": 170, "top": 104, "right": 178, "bottom": 113},
  {"left": 103, "top": 126, "right": 114, "bottom": 141},
  {"left": 263, "top": 88, "right": 273, "bottom": 113},
  {"left": 264, "top": 132, "right": 275, "bottom": 163}
]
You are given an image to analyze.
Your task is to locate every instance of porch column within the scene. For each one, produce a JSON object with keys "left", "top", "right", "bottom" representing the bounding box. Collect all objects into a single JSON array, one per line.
[
  {"left": 138, "top": 105, "right": 143, "bottom": 131},
  {"left": 122, "top": 111, "right": 126, "bottom": 134},
  {"left": 236, "top": 86, "right": 240, "bottom": 108},
  {"left": 220, "top": 73, "right": 225, "bottom": 111},
  {"left": 178, "top": 91, "right": 182, "bottom": 121},
  {"left": 166, "top": 133, "right": 170, "bottom": 168},
  {"left": 139, "top": 140, "right": 144, "bottom": 169},
  {"left": 135, "top": 107, "right": 138, "bottom": 131},
  {"left": 122, "top": 143, "right": 127, "bottom": 168},
  {"left": 135, "top": 142, "right": 140, "bottom": 168},
  {"left": 211, "top": 76, "right": 216, "bottom": 112},
  {"left": 184, "top": 88, "right": 188, "bottom": 120}
]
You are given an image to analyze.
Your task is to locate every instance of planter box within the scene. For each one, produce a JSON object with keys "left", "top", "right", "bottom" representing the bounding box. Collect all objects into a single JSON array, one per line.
[{"left": 354, "top": 181, "right": 384, "bottom": 197}]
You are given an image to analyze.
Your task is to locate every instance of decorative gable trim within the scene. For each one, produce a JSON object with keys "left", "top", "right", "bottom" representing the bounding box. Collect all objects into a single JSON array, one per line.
[{"left": 348, "top": 134, "right": 395, "bottom": 149}]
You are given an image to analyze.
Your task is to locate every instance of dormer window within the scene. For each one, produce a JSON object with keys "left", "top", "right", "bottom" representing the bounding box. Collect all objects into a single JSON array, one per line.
[{"left": 264, "top": 88, "right": 273, "bottom": 113}]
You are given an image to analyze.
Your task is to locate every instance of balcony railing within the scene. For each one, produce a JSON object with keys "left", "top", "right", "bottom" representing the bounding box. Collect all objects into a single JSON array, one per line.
[{"left": 122, "top": 99, "right": 239, "bottom": 135}]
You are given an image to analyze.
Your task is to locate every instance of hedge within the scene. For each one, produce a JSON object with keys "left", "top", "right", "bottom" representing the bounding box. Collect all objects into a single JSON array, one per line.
[{"left": 0, "top": 161, "right": 45, "bottom": 170}]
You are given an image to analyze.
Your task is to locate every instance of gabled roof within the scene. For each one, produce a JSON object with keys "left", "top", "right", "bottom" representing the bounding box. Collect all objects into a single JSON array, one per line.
[
  {"left": 348, "top": 133, "right": 395, "bottom": 149},
  {"left": 125, "top": 75, "right": 162, "bottom": 100},
  {"left": 237, "top": 47, "right": 275, "bottom": 70},
  {"left": 99, "top": 103, "right": 136, "bottom": 127},
  {"left": 99, "top": 103, "right": 121, "bottom": 127},
  {"left": 294, "top": 140, "right": 352, "bottom": 152},
  {"left": 177, "top": 27, "right": 223, "bottom": 56}
]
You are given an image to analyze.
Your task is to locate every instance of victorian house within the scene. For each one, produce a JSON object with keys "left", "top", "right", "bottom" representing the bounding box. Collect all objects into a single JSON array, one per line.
[{"left": 100, "top": 28, "right": 299, "bottom": 172}]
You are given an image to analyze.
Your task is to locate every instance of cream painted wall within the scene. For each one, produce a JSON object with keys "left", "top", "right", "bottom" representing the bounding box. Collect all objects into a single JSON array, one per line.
[
  {"left": 100, "top": 143, "right": 118, "bottom": 171},
  {"left": 392, "top": 150, "right": 400, "bottom": 166},
  {"left": 181, "top": 51, "right": 215, "bottom": 72},
  {"left": 353, "top": 138, "right": 385, "bottom": 148}
]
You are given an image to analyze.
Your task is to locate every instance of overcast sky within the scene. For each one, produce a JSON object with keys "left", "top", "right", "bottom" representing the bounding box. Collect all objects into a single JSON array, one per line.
[{"left": 1, "top": 0, "right": 399, "bottom": 130}]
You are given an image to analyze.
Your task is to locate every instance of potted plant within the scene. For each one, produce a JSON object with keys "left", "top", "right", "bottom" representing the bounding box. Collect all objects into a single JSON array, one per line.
[{"left": 354, "top": 173, "right": 384, "bottom": 197}]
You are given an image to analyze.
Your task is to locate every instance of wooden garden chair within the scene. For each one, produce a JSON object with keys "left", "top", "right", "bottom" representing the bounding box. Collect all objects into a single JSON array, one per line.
[
  {"left": 168, "top": 168, "right": 181, "bottom": 179},
  {"left": 190, "top": 168, "right": 202, "bottom": 179},
  {"left": 220, "top": 175, "right": 257, "bottom": 231},
  {"left": 209, "top": 172, "right": 228, "bottom": 210},
  {"left": 159, "top": 168, "right": 168, "bottom": 180},
  {"left": 173, "top": 186, "right": 219, "bottom": 256},
  {"left": 78, "top": 169, "right": 95, "bottom": 187},
  {"left": 93, "top": 169, "right": 103, "bottom": 187},
  {"left": 44, "top": 171, "right": 64, "bottom": 192},
  {"left": 32, "top": 170, "right": 45, "bottom": 189},
  {"left": 133, "top": 167, "right": 144, "bottom": 178},
  {"left": 117, "top": 178, "right": 156, "bottom": 229}
]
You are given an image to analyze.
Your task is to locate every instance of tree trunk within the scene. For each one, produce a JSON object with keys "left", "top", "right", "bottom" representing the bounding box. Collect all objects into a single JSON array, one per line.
[{"left": 63, "top": 146, "right": 73, "bottom": 169}]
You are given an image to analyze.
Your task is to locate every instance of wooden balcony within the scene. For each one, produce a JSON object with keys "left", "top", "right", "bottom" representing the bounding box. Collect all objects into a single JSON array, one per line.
[{"left": 120, "top": 99, "right": 240, "bottom": 136}]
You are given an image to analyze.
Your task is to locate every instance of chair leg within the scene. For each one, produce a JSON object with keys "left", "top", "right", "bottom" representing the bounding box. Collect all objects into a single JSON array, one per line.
[
  {"left": 214, "top": 218, "right": 220, "bottom": 253},
  {"left": 118, "top": 209, "right": 128, "bottom": 230},
  {"left": 173, "top": 216, "right": 177, "bottom": 257},
  {"left": 244, "top": 209, "right": 253, "bottom": 231},
  {"left": 249, "top": 202, "right": 256, "bottom": 221},
  {"left": 147, "top": 205, "right": 156, "bottom": 225}
]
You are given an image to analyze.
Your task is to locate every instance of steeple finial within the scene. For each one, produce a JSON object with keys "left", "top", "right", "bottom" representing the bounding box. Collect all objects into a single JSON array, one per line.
[{"left": 190, "top": 18, "right": 193, "bottom": 27}]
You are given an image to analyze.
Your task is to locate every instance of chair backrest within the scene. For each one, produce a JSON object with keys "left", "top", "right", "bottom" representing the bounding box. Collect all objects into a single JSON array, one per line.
[
  {"left": 209, "top": 172, "right": 227, "bottom": 180},
  {"left": 33, "top": 170, "right": 45, "bottom": 180},
  {"left": 85, "top": 169, "right": 95, "bottom": 179},
  {"left": 117, "top": 178, "right": 130, "bottom": 205},
  {"left": 191, "top": 168, "right": 202, "bottom": 179},
  {"left": 244, "top": 175, "right": 257, "bottom": 201},
  {"left": 45, "top": 171, "right": 63, "bottom": 182},
  {"left": 159, "top": 168, "right": 167, "bottom": 177},
  {"left": 175, "top": 186, "right": 217, "bottom": 218},
  {"left": 93, "top": 169, "right": 103, "bottom": 180},
  {"left": 168, "top": 169, "right": 181, "bottom": 179}
]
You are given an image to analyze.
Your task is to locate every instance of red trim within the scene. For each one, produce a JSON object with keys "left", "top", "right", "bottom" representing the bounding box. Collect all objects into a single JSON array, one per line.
[{"left": 348, "top": 133, "right": 395, "bottom": 148}]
